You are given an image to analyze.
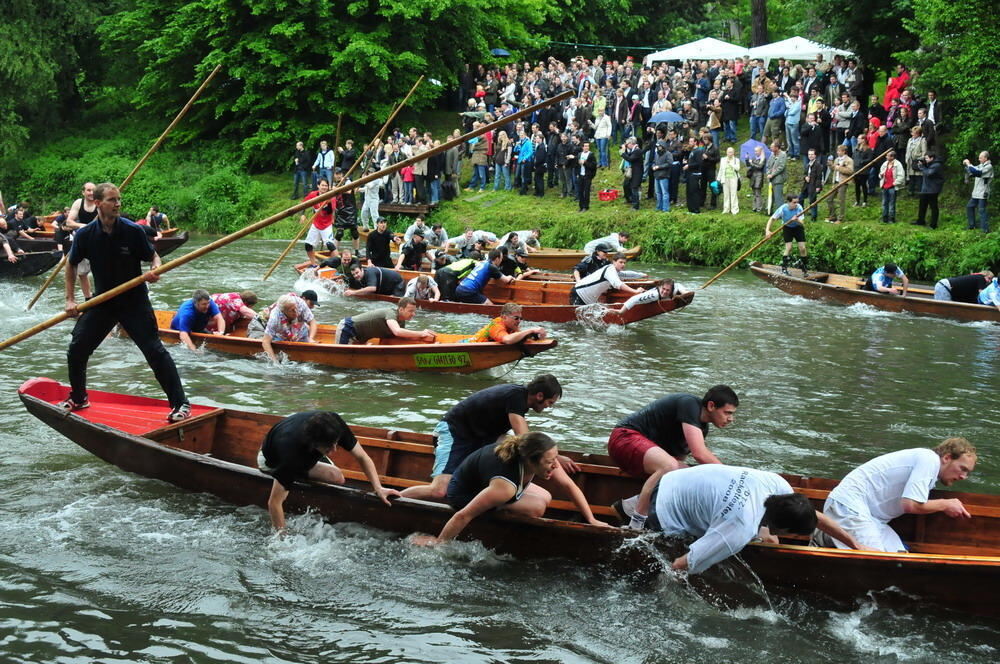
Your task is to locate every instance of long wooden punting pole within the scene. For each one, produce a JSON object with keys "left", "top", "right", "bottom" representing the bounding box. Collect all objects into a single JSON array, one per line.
[
  {"left": 26, "top": 64, "right": 225, "bottom": 311},
  {"left": 261, "top": 75, "right": 425, "bottom": 281},
  {"left": 699, "top": 147, "right": 895, "bottom": 290},
  {"left": 0, "top": 90, "right": 573, "bottom": 352}
]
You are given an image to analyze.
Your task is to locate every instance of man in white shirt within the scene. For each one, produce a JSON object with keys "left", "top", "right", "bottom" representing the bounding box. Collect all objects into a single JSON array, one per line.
[
  {"left": 584, "top": 231, "right": 630, "bottom": 255},
  {"left": 643, "top": 465, "right": 860, "bottom": 574},
  {"left": 821, "top": 438, "right": 976, "bottom": 552},
  {"left": 570, "top": 254, "right": 644, "bottom": 305}
]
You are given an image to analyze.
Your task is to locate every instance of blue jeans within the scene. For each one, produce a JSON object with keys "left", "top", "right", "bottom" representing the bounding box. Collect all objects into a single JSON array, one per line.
[
  {"left": 494, "top": 164, "right": 511, "bottom": 190},
  {"left": 317, "top": 167, "right": 333, "bottom": 186},
  {"left": 403, "top": 181, "right": 414, "bottom": 203},
  {"left": 597, "top": 138, "right": 610, "bottom": 167},
  {"left": 724, "top": 120, "right": 737, "bottom": 142},
  {"left": 785, "top": 124, "right": 800, "bottom": 157},
  {"left": 292, "top": 169, "right": 309, "bottom": 198},
  {"left": 474, "top": 165, "right": 487, "bottom": 191},
  {"left": 967, "top": 198, "right": 989, "bottom": 232},
  {"left": 750, "top": 116, "right": 765, "bottom": 140},
  {"left": 515, "top": 163, "right": 532, "bottom": 192},
  {"left": 881, "top": 187, "right": 898, "bottom": 222},
  {"left": 429, "top": 179, "right": 441, "bottom": 203},
  {"left": 655, "top": 178, "right": 671, "bottom": 211},
  {"left": 710, "top": 129, "right": 720, "bottom": 150}
]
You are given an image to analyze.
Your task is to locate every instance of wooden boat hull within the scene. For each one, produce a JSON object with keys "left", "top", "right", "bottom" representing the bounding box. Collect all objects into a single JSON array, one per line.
[
  {"left": 345, "top": 290, "right": 693, "bottom": 324},
  {"left": 0, "top": 251, "right": 62, "bottom": 277},
  {"left": 18, "top": 377, "right": 1000, "bottom": 618},
  {"left": 749, "top": 261, "right": 1000, "bottom": 323},
  {"left": 153, "top": 311, "right": 556, "bottom": 373},
  {"left": 520, "top": 245, "right": 643, "bottom": 271},
  {"left": 389, "top": 267, "right": 654, "bottom": 294},
  {"left": 36, "top": 224, "right": 179, "bottom": 239},
  {"left": 18, "top": 231, "right": 189, "bottom": 258}
]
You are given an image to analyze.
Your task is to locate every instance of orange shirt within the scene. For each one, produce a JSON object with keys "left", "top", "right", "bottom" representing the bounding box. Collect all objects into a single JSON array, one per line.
[{"left": 471, "top": 317, "right": 508, "bottom": 343}]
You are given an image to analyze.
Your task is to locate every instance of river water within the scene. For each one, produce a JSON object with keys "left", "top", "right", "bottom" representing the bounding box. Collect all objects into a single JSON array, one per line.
[{"left": 1, "top": 236, "right": 997, "bottom": 663}]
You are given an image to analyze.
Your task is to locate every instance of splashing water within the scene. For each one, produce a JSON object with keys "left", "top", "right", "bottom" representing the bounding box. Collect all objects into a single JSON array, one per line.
[{"left": 575, "top": 302, "right": 612, "bottom": 329}]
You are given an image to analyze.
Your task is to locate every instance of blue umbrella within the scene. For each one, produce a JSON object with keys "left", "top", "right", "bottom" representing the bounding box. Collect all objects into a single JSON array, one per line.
[
  {"left": 648, "top": 111, "right": 685, "bottom": 124},
  {"left": 740, "top": 139, "right": 772, "bottom": 163},
  {"left": 490, "top": 48, "right": 511, "bottom": 57}
]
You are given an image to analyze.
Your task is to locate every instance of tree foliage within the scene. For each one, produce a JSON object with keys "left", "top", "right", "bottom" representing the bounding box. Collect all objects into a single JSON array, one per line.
[
  {"left": 899, "top": 0, "right": 1000, "bottom": 165},
  {"left": 95, "top": 0, "right": 552, "bottom": 169},
  {"left": 807, "top": 1, "right": 917, "bottom": 73}
]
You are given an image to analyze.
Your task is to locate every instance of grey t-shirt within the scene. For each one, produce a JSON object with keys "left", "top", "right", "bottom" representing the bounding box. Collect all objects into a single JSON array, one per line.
[{"left": 352, "top": 308, "right": 399, "bottom": 342}]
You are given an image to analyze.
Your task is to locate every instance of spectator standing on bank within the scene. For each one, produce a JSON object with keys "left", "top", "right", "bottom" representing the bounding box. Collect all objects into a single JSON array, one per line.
[{"left": 963, "top": 151, "right": 993, "bottom": 233}]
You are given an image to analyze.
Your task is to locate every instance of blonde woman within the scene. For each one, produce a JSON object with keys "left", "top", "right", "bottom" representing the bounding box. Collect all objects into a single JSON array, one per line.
[
  {"left": 493, "top": 131, "right": 513, "bottom": 191},
  {"left": 718, "top": 146, "right": 741, "bottom": 214}
]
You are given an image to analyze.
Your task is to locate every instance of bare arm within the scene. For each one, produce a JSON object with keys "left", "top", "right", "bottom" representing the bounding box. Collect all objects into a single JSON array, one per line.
[
  {"left": 267, "top": 480, "right": 290, "bottom": 531},
  {"left": 423, "top": 479, "right": 515, "bottom": 543},
  {"left": 349, "top": 445, "right": 402, "bottom": 506},
  {"left": 900, "top": 274, "right": 910, "bottom": 297},
  {"left": 499, "top": 327, "right": 545, "bottom": 345},
  {"left": 261, "top": 333, "right": 278, "bottom": 362},
  {"left": 509, "top": 413, "right": 529, "bottom": 435},
  {"left": 683, "top": 422, "right": 721, "bottom": 465},
  {"left": 178, "top": 331, "right": 199, "bottom": 351},
  {"left": 307, "top": 318, "right": 318, "bottom": 343},
  {"left": 210, "top": 313, "right": 225, "bottom": 334},
  {"left": 815, "top": 511, "right": 866, "bottom": 550},
  {"left": 548, "top": 464, "right": 610, "bottom": 527},
  {"left": 344, "top": 285, "right": 377, "bottom": 297},
  {"left": 65, "top": 261, "right": 79, "bottom": 315},
  {"left": 901, "top": 497, "right": 971, "bottom": 519},
  {"left": 386, "top": 319, "right": 436, "bottom": 341}
]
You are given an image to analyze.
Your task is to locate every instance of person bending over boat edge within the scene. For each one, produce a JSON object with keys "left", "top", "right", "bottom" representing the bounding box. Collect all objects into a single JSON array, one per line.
[
  {"left": 570, "top": 253, "right": 644, "bottom": 305},
  {"left": 818, "top": 438, "right": 977, "bottom": 552},
  {"left": 335, "top": 297, "right": 436, "bottom": 345},
  {"left": 170, "top": 289, "right": 225, "bottom": 352},
  {"left": 260, "top": 292, "right": 319, "bottom": 362},
  {"left": 619, "top": 279, "right": 688, "bottom": 312},
  {"left": 399, "top": 375, "right": 606, "bottom": 530},
  {"left": 933, "top": 270, "right": 993, "bottom": 304},
  {"left": 976, "top": 277, "right": 1000, "bottom": 314},
  {"left": 864, "top": 262, "right": 909, "bottom": 296},
  {"left": 611, "top": 386, "right": 738, "bottom": 528},
  {"left": 636, "top": 465, "right": 862, "bottom": 574},
  {"left": 258, "top": 411, "right": 400, "bottom": 532},
  {"left": 411, "top": 433, "right": 570, "bottom": 546},
  {"left": 467, "top": 303, "right": 546, "bottom": 344}
]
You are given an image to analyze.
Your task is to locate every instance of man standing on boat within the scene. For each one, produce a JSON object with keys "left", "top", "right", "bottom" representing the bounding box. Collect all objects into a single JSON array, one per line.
[
  {"left": 819, "top": 438, "right": 977, "bottom": 552},
  {"left": 766, "top": 194, "right": 809, "bottom": 277},
  {"left": 63, "top": 182, "right": 191, "bottom": 422},
  {"left": 335, "top": 297, "right": 436, "bottom": 345},
  {"left": 610, "top": 385, "right": 739, "bottom": 529},
  {"left": 636, "top": 465, "right": 861, "bottom": 572},
  {"left": 64, "top": 181, "right": 98, "bottom": 301},
  {"left": 258, "top": 410, "right": 400, "bottom": 532}
]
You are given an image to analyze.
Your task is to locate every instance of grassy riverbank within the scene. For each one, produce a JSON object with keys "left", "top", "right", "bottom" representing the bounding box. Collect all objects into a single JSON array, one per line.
[{"left": 5, "top": 110, "right": 997, "bottom": 279}]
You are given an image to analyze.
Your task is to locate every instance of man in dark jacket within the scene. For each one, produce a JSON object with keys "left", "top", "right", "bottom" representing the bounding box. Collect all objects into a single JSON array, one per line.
[
  {"left": 533, "top": 136, "right": 548, "bottom": 197},
  {"left": 620, "top": 137, "right": 645, "bottom": 210},
  {"left": 914, "top": 153, "right": 944, "bottom": 229},
  {"left": 800, "top": 148, "right": 824, "bottom": 221},
  {"left": 577, "top": 140, "right": 598, "bottom": 212},
  {"left": 291, "top": 141, "right": 312, "bottom": 199}
]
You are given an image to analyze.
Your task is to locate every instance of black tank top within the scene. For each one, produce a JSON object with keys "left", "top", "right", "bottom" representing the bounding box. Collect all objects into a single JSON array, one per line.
[{"left": 77, "top": 200, "right": 98, "bottom": 225}]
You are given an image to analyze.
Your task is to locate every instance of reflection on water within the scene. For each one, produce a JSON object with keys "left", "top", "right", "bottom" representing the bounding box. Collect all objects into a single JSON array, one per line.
[{"left": 1, "top": 235, "right": 998, "bottom": 663}]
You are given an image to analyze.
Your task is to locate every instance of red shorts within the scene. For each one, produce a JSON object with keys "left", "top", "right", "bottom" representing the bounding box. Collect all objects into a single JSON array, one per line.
[{"left": 608, "top": 427, "right": 660, "bottom": 477}]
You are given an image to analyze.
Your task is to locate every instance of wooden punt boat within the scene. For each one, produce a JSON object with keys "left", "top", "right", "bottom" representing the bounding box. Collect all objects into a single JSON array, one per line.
[
  {"left": 152, "top": 311, "right": 556, "bottom": 373},
  {"left": 328, "top": 275, "right": 694, "bottom": 325},
  {"left": 0, "top": 250, "right": 63, "bottom": 277},
  {"left": 19, "top": 376, "right": 1000, "bottom": 618},
  {"left": 750, "top": 261, "right": 1000, "bottom": 323},
  {"left": 17, "top": 231, "right": 190, "bottom": 258}
]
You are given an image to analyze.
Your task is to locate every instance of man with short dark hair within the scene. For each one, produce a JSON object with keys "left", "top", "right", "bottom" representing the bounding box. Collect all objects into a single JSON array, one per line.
[
  {"left": 345, "top": 264, "right": 406, "bottom": 298},
  {"left": 335, "top": 297, "right": 435, "bottom": 345},
  {"left": 452, "top": 249, "right": 514, "bottom": 304},
  {"left": 170, "top": 288, "right": 225, "bottom": 351},
  {"left": 63, "top": 182, "right": 191, "bottom": 422},
  {"left": 365, "top": 217, "right": 394, "bottom": 268},
  {"left": 259, "top": 411, "right": 400, "bottom": 531},
  {"left": 570, "top": 253, "right": 643, "bottom": 305},
  {"left": 865, "top": 262, "right": 909, "bottom": 296},
  {"left": 766, "top": 194, "right": 808, "bottom": 276},
  {"left": 395, "top": 229, "right": 431, "bottom": 271}
]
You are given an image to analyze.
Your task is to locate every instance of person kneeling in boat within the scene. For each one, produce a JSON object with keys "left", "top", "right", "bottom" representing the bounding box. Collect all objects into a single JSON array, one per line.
[
  {"left": 403, "top": 274, "right": 440, "bottom": 302},
  {"left": 345, "top": 264, "right": 406, "bottom": 298},
  {"left": 976, "top": 276, "right": 1000, "bottom": 313},
  {"left": 573, "top": 244, "right": 611, "bottom": 282},
  {"left": 570, "top": 253, "right": 645, "bottom": 305},
  {"left": 933, "top": 270, "right": 993, "bottom": 304},
  {"left": 335, "top": 297, "right": 436, "bottom": 345},
  {"left": 611, "top": 386, "right": 738, "bottom": 527},
  {"left": 259, "top": 410, "right": 401, "bottom": 532},
  {"left": 260, "top": 292, "right": 319, "bottom": 362},
  {"left": 468, "top": 303, "right": 547, "bottom": 344},
  {"left": 452, "top": 249, "right": 514, "bottom": 304},
  {"left": 411, "top": 432, "right": 563, "bottom": 546},
  {"left": 170, "top": 289, "right": 226, "bottom": 352},
  {"left": 620, "top": 279, "right": 689, "bottom": 312},
  {"left": 819, "top": 438, "right": 977, "bottom": 552},
  {"left": 765, "top": 194, "right": 809, "bottom": 277},
  {"left": 634, "top": 465, "right": 861, "bottom": 573},
  {"left": 434, "top": 255, "right": 479, "bottom": 301},
  {"left": 499, "top": 248, "right": 540, "bottom": 280},
  {"left": 864, "top": 262, "right": 909, "bottom": 296}
]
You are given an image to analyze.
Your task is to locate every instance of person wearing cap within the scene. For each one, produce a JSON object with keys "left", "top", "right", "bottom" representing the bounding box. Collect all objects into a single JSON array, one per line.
[
  {"left": 573, "top": 243, "right": 612, "bottom": 282},
  {"left": 865, "top": 263, "right": 909, "bottom": 296},
  {"left": 260, "top": 292, "right": 319, "bottom": 361},
  {"left": 335, "top": 296, "right": 436, "bottom": 345},
  {"left": 570, "top": 253, "right": 644, "bottom": 305},
  {"left": 584, "top": 231, "right": 630, "bottom": 255},
  {"left": 469, "top": 302, "right": 547, "bottom": 344},
  {"left": 258, "top": 410, "right": 400, "bottom": 531},
  {"left": 365, "top": 217, "right": 395, "bottom": 268},
  {"left": 499, "top": 247, "right": 540, "bottom": 280},
  {"left": 395, "top": 229, "right": 432, "bottom": 271}
]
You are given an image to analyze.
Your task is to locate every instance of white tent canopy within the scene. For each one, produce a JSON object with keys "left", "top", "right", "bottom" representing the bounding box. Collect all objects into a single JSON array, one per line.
[
  {"left": 747, "top": 36, "right": 854, "bottom": 63},
  {"left": 644, "top": 37, "right": 748, "bottom": 66}
]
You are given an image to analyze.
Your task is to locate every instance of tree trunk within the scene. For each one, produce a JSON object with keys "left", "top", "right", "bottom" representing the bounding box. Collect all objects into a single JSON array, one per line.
[{"left": 751, "top": 0, "right": 768, "bottom": 47}]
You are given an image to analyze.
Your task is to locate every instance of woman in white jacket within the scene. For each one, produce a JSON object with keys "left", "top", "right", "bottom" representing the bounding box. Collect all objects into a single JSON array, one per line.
[
  {"left": 594, "top": 114, "right": 612, "bottom": 168},
  {"left": 718, "top": 146, "right": 741, "bottom": 214}
]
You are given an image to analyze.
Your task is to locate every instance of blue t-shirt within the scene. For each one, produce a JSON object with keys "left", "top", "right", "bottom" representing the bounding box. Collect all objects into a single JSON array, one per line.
[
  {"left": 170, "top": 298, "right": 220, "bottom": 333},
  {"left": 456, "top": 261, "right": 502, "bottom": 295},
  {"left": 772, "top": 203, "right": 804, "bottom": 228},
  {"left": 978, "top": 279, "right": 1000, "bottom": 306},
  {"left": 871, "top": 266, "right": 905, "bottom": 291}
]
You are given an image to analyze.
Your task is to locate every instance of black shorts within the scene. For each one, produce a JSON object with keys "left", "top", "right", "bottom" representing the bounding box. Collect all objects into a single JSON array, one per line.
[
  {"left": 782, "top": 225, "right": 806, "bottom": 243},
  {"left": 335, "top": 225, "right": 359, "bottom": 240}
]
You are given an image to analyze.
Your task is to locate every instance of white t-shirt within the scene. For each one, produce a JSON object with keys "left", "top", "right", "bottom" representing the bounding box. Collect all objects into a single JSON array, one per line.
[
  {"left": 404, "top": 276, "right": 438, "bottom": 300},
  {"left": 655, "top": 465, "right": 793, "bottom": 575},
  {"left": 620, "top": 282, "right": 687, "bottom": 311},
  {"left": 826, "top": 448, "right": 940, "bottom": 523},
  {"left": 574, "top": 264, "right": 624, "bottom": 304},
  {"left": 584, "top": 233, "right": 623, "bottom": 254}
]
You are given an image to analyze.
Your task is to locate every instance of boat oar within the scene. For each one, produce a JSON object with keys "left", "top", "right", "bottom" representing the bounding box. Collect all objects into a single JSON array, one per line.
[
  {"left": 25, "top": 64, "right": 224, "bottom": 311},
  {"left": 699, "top": 147, "right": 894, "bottom": 290},
  {"left": 262, "top": 75, "right": 425, "bottom": 280},
  {"left": 0, "top": 90, "right": 573, "bottom": 352}
]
